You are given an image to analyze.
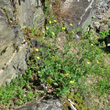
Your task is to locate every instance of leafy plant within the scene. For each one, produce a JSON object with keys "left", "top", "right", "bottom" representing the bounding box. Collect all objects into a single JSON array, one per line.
[{"left": 0, "top": 2, "right": 110, "bottom": 109}]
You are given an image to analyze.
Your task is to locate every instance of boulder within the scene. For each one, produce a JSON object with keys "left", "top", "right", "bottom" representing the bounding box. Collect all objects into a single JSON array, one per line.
[
  {"left": 31, "top": 38, "right": 40, "bottom": 49},
  {"left": 61, "top": 0, "right": 96, "bottom": 30},
  {"left": 15, "top": 96, "right": 63, "bottom": 110},
  {"left": 0, "top": 8, "right": 30, "bottom": 85},
  {"left": 0, "top": 0, "right": 45, "bottom": 85},
  {"left": 60, "top": 0, "right": 110, "bottom": 31},
  {"left": 93, "top": 21, "right": 101, "bottom": 30}
]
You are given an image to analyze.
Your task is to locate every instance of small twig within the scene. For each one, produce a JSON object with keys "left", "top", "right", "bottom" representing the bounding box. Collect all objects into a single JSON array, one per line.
[
  {"left": 56, "top": 44, "right": 63, "bottom": 50},
  {"left": 68, "top": 99, "right": 77, "bottom": 110}
]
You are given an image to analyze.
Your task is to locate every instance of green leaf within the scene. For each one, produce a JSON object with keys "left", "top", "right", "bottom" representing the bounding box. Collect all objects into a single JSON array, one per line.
[{"left": 53, "top": 82, "right": 58, "bottom": 86}]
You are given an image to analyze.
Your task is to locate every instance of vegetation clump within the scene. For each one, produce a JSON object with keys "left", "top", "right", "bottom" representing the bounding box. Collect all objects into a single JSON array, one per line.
[{"left": 0, "top": 0, "right": 110, "bottom": 110}]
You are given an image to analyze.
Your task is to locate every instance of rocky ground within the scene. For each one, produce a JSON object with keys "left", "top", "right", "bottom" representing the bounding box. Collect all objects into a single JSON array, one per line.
[{"left": 13, "top": 0, "right": 110, "bottom": 110}]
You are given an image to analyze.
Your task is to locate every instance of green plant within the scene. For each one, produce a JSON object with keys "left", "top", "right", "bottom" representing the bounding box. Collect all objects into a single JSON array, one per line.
[
  {"left": 99, "top": 30, "right": 109, "bottom": 39},
  {"left": 27, "top": 91, "right": 34, "bottom": 101},
  {"left": 31, "top": 16, "right": 40, "bottom": 36},
  {"left": 15, "top": 100, "right": 23, "bottom": 106},
  {"left": 0, "top": 4, "right": 110, "bottom": 109},
  {"left": 67, "top": 92, "right": 90, "bottom": 110}
]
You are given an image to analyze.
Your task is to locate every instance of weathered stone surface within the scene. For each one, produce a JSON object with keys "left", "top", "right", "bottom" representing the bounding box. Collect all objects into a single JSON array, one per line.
[
  {"left": 61, "top": 0, "right": 96, "bottom": 30},
  {"left": 15, "top": 96, "right": 63, "bottom": 110},
  {"left": 0, "top": 0, "right": 13, "bottom": 19},
  {"left": 15, "top": 0, "right": 45, "bottom": 28},
  {"left": 100, "top": 24, "right": 109, "bottom": 31},
  {"left": 0, "top": 7, "right": 30, "bottom": 85},
  {"left": 60, "top": 0, "right": 110, "bottom": 32},
  {"left": 0, "top": 0, "right": 45, "bottom": 85},
  {"left": 31, "top": 38, "right": 40, "bottom": 49},
  {"left": 93, "top": 21, "right": 101, "bottom": 30},
  {"left": 92, "top": 0, "right": 110, "bottom": 32}
]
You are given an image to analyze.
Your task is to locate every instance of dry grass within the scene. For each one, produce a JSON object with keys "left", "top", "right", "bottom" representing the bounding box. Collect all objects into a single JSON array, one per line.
[{"left": 50, "top": 0, "right": 72, "bottom": 20}]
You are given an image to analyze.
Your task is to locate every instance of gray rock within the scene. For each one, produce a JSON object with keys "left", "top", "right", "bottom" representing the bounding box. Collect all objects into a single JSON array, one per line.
[
  {"left": 15, "top": 96, "right": 63, "bottom": 110},
  {"left": 58, "top": 0, "right": 97, "bottom": 40},
  {"left": 74, "top": 34, "right": 80, "bottom": 42},
  {"left": 100, "top": 23, "right": 109, "bottom": 32},
  {"left": 37, "top": 99, "right": 62, "bottom": 110},
  {"left": 104, "top": 3, "right": 108, "bottom": 8},
  {"left": 107, "top": 1, "right": 110, "bottom": 8},
  {"left": 0, "top": 0, "right": 13, "bottom": 20},
  {"left": 31, "top": 38, "right": 40, "bottom": 49},
  {"left": 99, "top": 8, "right": 106, "bottom": 13},
  {"left": 86, "top": 101, "right": 91, "bottom": 107},
  {"left": 93, "top": 21, "right": 100, "bottom": 29},
  {"left": 0, "top": 0, "right": 45, "bottom": 85},
  {"left": 96, "top": 14, "right": 104, "bottom": 19},
  {"left": 95, "top": 10, "right": 101, "bottom": 15},
  {"left": 94, "top": 0, "right": 109, "bottom": 20},
  {"left": 0, "top": 8, "right": 30, "bottom": 85},
  {"left": 107, "top": 20, "right": 110, "bottom": 26},
  {"left": 98, "top": 1, "right": 105, "bottom": 7},
  {"left": 15, "top": 0, "right": 45, "bottom": 28}
]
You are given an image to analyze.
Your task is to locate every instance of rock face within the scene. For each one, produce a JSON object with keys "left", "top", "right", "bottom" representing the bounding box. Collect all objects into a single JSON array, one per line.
[
  {"left": 0, "top": 7, "right": 30, "bottom": 85},
  {"left": 15, "top": 96, "right": 63, "bottom": 110},
  {"left": 0, "top": 0, "right": 13, "bottom": 19},
  {"left": 15, "top": 0, "right": 45, "bottom": 28},
  {"left": 61, "top": 0, "right": 97, "bottom": 30},
  {"left": 62, "top": 0, "right": 110, "bottom": 30},
  {"left": 60, "top": 0, "right": 110, "bottom": 41},
  {"left": 0, "top": 0, "right": 45, "bottom": 85}
]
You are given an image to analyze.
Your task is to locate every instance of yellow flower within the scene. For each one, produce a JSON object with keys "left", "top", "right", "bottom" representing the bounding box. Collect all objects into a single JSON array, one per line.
[
  {"left": 37, "top": 57, "right": 40, "bottom": 59},
  {"left": 87, "top": 62, "right": 90, "bottom": 64},
  {"left": 54, "top": 20, "right": 57, "bottom": 22},
  {"left": 91, "top": 44, "right": 93, "bottom": 46},
  {"left": 52, "top": 32, "right": 55, "bottom": 36},
  {"left": 64, "top": 73, "right": 69, "bottom": 77},
  {"left": 70, "top": 81, "right": 74, "bottom": 84},
  {"left": 96, "top": 36, "right": 99, "bottom": 38},
  {"left": 97, "top": 60, "right": 99, "bottom": 63},
  {"left": 38, "top": 71, "right": 40, "bottom": 73},
  {"left": 72, "top": 31, "right": 74, "bottom": 34},
  {"left": 49, "top": 21, "right": 51, "bottom": 24},
  {"left": 62, "top": 27, "right": 65, "bottom": 30},
  {"left": 35, "top": 48, "right": 39, "bottom": 51},
  {"left": 70, "top": 23, "right": 73, "bottom": 26},
  {"left": 46, "top": 27, "right": 49, "bottom": 30},
  {"left": 52, "top": 56, "right": 54, "bottom": 57},
  {"left": 42, "top": 31, "right": 45, "bottom": 33}
]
